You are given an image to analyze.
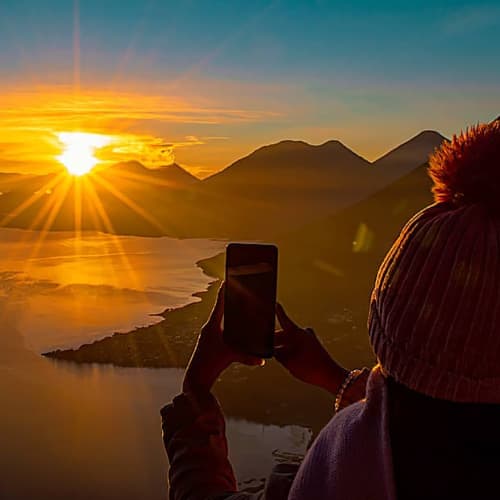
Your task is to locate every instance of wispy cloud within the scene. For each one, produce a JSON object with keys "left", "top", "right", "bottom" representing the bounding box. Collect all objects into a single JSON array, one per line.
[
  {"left": 0, "top": 85, "right": 281, "bottom": 129},
  {"left": 0, "top": 83, "right": 284, "bottom": 173},
  {"left": 99, "top": 134, "right": 208, "bottom": 166}
]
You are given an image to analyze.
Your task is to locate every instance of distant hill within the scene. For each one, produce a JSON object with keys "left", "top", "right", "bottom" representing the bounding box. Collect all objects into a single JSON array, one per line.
[
  {"left": 205, "top": 139, "right": 371, "bottom": 189},
  {"left": 373, "top": 131, "right": 447, "bottom": 182},
  {"left": 180, "top": 134, "right": 444, "bottom": 237},
  {"left": 283, "top": 162, "right": 434, "bottom": 259},
  {"left": 0, "top": 162, "right": 198, "bottom": 236},
  {"left": 99, "top": 161, "right": 199, "bottom": 187},
  {"left": 0, "top": 131, "right": 445, "bottom": 238},
  {"left": 276, "top": 162, "right": 434, "bottom": 366},
  {"left": 205, "top": 139, "right": 373, "bottom": 203},
  {"left": 47, "top": 162, "right": 437, "bottom": 423},
  {"left": 181, "top": 139, "right": 377, "bottom": 237},
  {"left": 140, "top": 160, "right": 436, "bottom": 364}
]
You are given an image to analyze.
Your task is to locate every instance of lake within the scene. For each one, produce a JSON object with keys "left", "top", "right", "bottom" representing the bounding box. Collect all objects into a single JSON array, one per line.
[
  {"left": 0, "top": 228, "right": 311, "bottom": 499},
  {"left": 0, "top": 228, "right": 225, "bottom": 352}
]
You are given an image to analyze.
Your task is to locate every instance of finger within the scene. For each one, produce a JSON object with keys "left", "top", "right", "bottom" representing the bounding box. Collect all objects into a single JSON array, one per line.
[
  {"left": 276, "top": 303, "right": 299, "bottom": 332},
  {"left": 206, "top": 282, "right": 225, "bottom": 328},
  {"left": 274, "top": 330, "right": 292, "bottom": 348},
  {"left": 274, "top": 329, "right": 285, "bottom": 344}
]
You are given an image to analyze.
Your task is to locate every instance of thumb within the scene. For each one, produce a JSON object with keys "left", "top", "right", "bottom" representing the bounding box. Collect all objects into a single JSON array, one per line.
[
  {"left": 274, "top": 330, "right": 292, "bottom": 348},
  {"left": 276, "top": 303, "right": 299, "bottom": 332},
  {"left": 205, "top": 282, "right": 225, "bottom": 329}
]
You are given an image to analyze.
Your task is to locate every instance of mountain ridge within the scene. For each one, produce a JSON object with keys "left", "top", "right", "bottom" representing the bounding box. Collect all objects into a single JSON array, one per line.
[
  {"left": 0, "top": 128, "right": 447, "bottom": 238},
  {"left": 0, "top": 130, "right": 446, "bottom": 181},
  {"left": 205, "top": 138, "right": 371, "bottom": 184},
  {"left": 373, "top": 130, "right": 447, "bottom": 183},
  {"left": 99, "top": 160, "right": 199, "bottom": 185}
]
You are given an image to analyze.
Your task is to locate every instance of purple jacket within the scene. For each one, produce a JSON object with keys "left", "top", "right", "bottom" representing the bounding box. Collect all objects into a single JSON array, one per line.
[{"left": 161, "top": 366, "right": 393, "bottom": 499}]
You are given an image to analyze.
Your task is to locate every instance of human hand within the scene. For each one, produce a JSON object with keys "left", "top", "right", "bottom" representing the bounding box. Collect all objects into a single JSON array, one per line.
[
  {"left": 182, "top": 283, "right": 263, "bottom": 396},
  {"left": 274, "top": 304, "right": 348, "bottom": 395}
]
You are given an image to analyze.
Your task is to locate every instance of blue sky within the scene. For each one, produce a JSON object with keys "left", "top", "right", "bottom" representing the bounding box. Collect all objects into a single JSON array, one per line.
[{"left": 1, "top": 0, "right": 499, "bottom": 175}]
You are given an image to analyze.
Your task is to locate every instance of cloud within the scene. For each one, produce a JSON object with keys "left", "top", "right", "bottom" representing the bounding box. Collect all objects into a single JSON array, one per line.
[
  {"left": 0, "top": 84, "right": 282, "bottom": 130},
  {"left": 98, "top": 134, "right": 207, "bottom": 166},
  {"left": 0, "top": 83, "right": 284, "bottom": 173}
]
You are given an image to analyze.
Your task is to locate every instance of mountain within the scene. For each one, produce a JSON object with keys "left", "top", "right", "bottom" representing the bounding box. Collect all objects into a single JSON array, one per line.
[
  {"left": 156, "top": 163, "right": 200, "bottom": 185},
  {"left": 0, "top": 131, "right": 445, "bottom": 239},
  {"left": 48, "top": 162, "right": 437, "bottom": 424},
  {"left": 206, "top": 139, "right": 370, "bottom": 181},
  {"left": 188, "top": 134, "right": 446, "bottom": 237},
  {"left": 100, "top": 161, "right": 199, "bottom": 187},
  {"left": 275, "top": 162, "right": 435, "bottom": 367},
  {"left": 0, "top": 162, "right": 199, "bottom": 236},
  {"left": 179, "top": 139, "right": 377, "bottom": 237},
  {"left": 282, "top": 162, "right": 434, "bottom": 264},
  {"left": 204, "top": 139, "right": 372, "bottom": 198},
  {"left": 373, "top": 131, "right": 447, "bottom": 183}
]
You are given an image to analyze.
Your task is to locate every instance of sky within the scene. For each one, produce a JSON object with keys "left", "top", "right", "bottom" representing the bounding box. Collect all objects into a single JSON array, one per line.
[{"left": 1, "top": 0, "right": 499, "bottom": 177}]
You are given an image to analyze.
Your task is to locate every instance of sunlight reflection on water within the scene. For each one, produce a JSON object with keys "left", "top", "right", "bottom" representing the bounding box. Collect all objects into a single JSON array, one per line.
[
  {"left": 0, "top": 228, "right": 225, "bottom": 351},
  {"left": 0, "top": 229, "right": 311, "bottom": 499}
]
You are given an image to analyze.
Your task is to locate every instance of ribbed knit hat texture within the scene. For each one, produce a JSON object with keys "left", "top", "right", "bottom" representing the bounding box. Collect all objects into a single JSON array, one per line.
[{"left": 369, "top": 121, "right": 500, "bottom": 403}]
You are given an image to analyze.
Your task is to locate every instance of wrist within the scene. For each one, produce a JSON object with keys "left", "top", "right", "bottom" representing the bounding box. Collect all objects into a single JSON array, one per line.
[
  {"left": 182, "top": 368, "right": 216, "bottom": 395},
  {"left": 334, "top": 367, "right": 370, "bottom": 411},
  {"left": 182, "top": 355, "right": 229, "bottom": 394},
  {"left": 317, "top": 360, "right": 349, "bottom": 396}
]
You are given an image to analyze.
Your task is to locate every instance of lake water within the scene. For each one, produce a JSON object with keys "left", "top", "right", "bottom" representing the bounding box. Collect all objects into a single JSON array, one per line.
[
  {"left": 0, "top": 229, "right": 311, "bottom": 499},
  {"left": 0, "top": 228, "right": 226, "bottom": 352}
]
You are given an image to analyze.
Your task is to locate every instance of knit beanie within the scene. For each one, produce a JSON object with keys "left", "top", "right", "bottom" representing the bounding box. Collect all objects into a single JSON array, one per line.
[{"left": 369, "top": 121, "right": 500, "bottom": 403}]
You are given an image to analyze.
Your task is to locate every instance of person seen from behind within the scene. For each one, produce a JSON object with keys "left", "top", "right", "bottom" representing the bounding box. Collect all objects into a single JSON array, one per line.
[{"left": 161, "top": 120, "right": 500, "bottom": 499}]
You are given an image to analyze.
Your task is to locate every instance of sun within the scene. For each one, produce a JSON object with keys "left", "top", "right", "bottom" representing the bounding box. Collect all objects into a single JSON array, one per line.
[{"left": 57, "top": 132, "right": 111, "bottom": 176}]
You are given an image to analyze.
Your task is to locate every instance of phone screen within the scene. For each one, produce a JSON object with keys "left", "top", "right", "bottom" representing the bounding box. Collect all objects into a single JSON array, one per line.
[{"left": 224, "top": 243, "right": 278, "bottom": 358}]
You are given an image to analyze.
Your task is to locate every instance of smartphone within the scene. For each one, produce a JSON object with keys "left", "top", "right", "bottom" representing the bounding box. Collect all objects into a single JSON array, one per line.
[{"left": 224, "top": 243, "right": 278, "bottom": 358}]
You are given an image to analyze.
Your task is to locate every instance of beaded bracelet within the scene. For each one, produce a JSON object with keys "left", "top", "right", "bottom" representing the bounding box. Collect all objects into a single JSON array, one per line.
[{"left": 334, "top": 368, "right": 366, "bottom": 413}]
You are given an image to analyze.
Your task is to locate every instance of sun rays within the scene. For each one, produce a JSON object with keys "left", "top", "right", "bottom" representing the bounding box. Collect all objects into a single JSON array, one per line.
[
  {"left": 57, "top": 132, "right": 112, "bottom": 176},
  {"left": 0, "top": 160, "right": 178, "bottom": 306}
]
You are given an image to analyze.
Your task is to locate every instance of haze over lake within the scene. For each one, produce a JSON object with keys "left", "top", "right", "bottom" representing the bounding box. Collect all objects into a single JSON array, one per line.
[
  {"left": 0, "top": 229, "right": 310, "bottom": 499},
  {"left": 0, "top": 228, "right": 225, "bottom": 351}
]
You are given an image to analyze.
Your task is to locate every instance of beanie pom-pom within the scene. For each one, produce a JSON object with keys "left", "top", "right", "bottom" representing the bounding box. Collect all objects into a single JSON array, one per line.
[{"left": 429, "top": 121, "right": 500, "bottom": 210}]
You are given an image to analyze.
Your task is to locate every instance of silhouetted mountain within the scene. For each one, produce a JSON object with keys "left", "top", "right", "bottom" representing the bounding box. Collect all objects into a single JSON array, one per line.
[
  {"left": 0, "top": 161, "right": 199, "bottom": 236},
  {"left": 49, "top": 162, "right": 437, "bottom": 423},
  {"left": 157, "top": 163, "right": 200, "bottom": 185},
  {"left": 0, "top": 131, "right": 443, "bottom": 239},
  {"left": 191, "top": 135, "right": 446, "bottom": 237},
  {"left": 177, "top": 139, "right": 378, "bottom": 237},
  {"left": 101, "top": 161, "right": 199, "bottom": 187},
  {"left": 275, "top": 162, "right": 434, "bottom": 365},
  {"left": 283, "top": 162, "right": 433, "bottom": 262},
  {"left": 373, "top": 131, "right": 447, "bottom": 182},
  {"left": 205, "top": 139, "right": 371, "bottom": 195}
]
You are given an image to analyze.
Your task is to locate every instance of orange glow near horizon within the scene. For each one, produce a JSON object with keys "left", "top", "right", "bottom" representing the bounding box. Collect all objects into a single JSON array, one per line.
[
  {"left": 57, "top": 132, "right": 112, "bottom": 176},
  {"left": 0, "top": 84, "right": 283, "bottom": 178},
  {"left": 0, "top": 156, "right": 166, "bottom": 299}
]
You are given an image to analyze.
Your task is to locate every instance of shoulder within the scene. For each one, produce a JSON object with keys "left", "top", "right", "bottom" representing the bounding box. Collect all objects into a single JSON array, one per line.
[
  {"left": 288, "top": 402, "right": 367, "bottom": 499},
  {"left": 289, "top": 367, "right": 397, "bottom": 500}
]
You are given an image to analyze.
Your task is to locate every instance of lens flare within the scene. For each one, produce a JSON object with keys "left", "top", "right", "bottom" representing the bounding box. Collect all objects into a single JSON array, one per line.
[{"left": 57, "top": 132, "right": 111, "bottom": 176}]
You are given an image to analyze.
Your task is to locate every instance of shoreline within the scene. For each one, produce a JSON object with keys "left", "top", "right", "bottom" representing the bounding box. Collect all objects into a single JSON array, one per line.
[
  {"left": 44, "top": 251, "right": 335, "bottom": 429},
  {"left": 44, "top": 252, "right": 225, "bottom": 369}
]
